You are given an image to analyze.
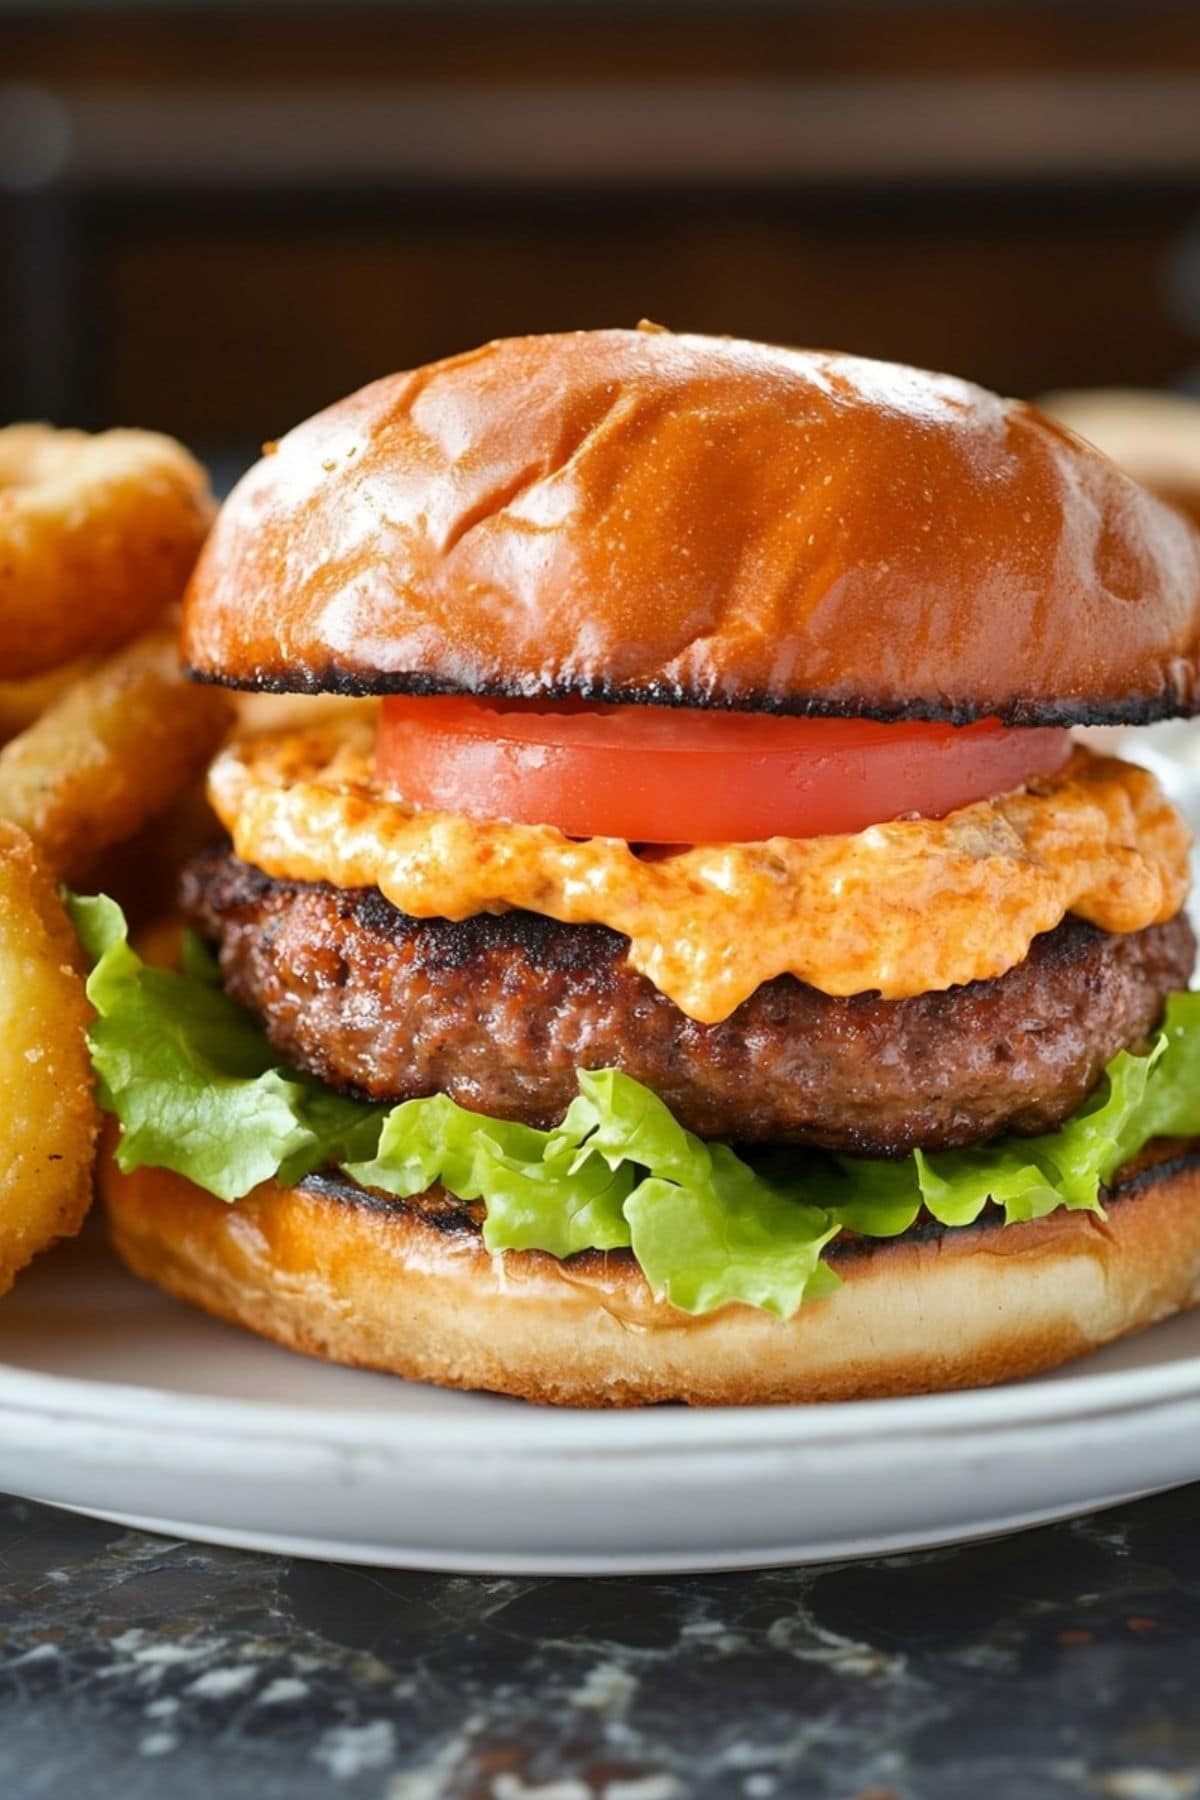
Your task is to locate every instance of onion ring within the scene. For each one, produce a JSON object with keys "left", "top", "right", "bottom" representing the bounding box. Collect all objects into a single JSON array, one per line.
[
  {"left": 0, "top": 656, "right": 97, "bottom": 747},
  {"left": 0, "top": 424, "right": 214, "bottom": 681},
  {"left": 0, "top": 821, "right": 98, "bottom": 1297},
  {"left": 0, "top": 629, "right": 233, "bottom": 881}
]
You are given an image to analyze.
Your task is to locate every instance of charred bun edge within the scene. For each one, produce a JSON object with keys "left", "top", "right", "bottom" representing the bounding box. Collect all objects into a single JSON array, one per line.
[
  {"left": 182, "top": 662, "right": 1195, "bottom": 729},
  {"left": 299, "top": 1141, "right": 1200, "bottom": 1262},
  {"left": 304, "top": 1169, "right": 483, "bottom": 1240},
  {"left": 103, "top": 1141, "right": 1200, "bottom": 1407}
]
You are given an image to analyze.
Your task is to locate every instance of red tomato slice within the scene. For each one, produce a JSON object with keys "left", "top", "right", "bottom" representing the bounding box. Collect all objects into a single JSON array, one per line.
[{"left": 376, "top": 696, "right": 1073, "bottom": 844}]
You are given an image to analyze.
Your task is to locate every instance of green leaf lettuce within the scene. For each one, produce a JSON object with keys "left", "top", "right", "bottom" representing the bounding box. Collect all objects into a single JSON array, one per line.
[
  {"left": 68, "top": 893, "right": 379, "bottom": 1202},
  {"left": 68, "top": 893, "right": 1200, "bottom": 1319}
]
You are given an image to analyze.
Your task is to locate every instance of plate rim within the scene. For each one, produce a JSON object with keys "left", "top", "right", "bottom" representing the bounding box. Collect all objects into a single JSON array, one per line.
[
  {"left": 41, "top": 1486, "right": 1167, "bottom": 1574},
  {"left": 4, "top": 1333, "right": 1200, "bottom": 1455}
]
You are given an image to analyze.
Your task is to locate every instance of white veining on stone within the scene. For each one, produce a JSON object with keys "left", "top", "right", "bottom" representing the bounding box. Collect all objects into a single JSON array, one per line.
[{"left": 313, "top": 1718, "right": 399, "bottom": 1780}]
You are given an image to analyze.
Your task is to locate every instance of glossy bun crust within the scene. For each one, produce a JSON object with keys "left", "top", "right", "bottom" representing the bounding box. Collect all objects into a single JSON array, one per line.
[
  {"left": 103, "top": 1146, "right": 1200, "bottom": 1407},
  {"left": 183, "top": 329, "right": 1200, "bottom": 724}
]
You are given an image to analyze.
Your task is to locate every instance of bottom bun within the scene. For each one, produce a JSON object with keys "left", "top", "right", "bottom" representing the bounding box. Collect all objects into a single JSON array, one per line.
[{"left": 101, "top": 1147, "right": 1200, "bottom": 1407}]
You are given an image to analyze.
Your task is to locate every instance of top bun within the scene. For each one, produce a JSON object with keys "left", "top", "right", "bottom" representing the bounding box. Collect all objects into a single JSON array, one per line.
[{"left": 183, "top": 329, "right": 1200, "bottom": 724}]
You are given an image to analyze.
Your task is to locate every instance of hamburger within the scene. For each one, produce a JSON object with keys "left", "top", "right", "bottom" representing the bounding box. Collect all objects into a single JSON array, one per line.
[{"left": 75, "top": 327, "right": 1200, "bottom": 1406}]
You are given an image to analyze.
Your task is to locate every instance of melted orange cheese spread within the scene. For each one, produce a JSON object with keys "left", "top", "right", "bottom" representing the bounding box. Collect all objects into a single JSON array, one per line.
[{"left": 210, "top": 719, "right": 1191, "bottom": 1025}]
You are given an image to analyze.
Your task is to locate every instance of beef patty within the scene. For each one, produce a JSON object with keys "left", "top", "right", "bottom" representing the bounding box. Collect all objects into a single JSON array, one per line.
[{"left": 182, "top": 848, "right": 1196, "bottom": 1157}]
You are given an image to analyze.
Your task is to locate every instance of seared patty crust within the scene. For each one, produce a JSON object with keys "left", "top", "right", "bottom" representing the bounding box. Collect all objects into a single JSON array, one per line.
[{"left": 182, "top": 849, "right": 1196, "bottom": 1156}]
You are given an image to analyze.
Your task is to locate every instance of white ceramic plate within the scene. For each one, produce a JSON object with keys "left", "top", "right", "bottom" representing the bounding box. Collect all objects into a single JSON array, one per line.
[
  {"left": 2, "top": 1227, "right": 1200, "bottom": 1573},
  {"left": 3, "top": 722, "right": 1199, "bottom": 1575}
]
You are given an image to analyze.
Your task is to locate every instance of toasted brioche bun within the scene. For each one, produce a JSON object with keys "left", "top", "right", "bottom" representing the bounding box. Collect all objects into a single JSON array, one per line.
[
  {"left": 102, "top": 1146, "right": 1200, "bottom": 1407},
  {"left": 182, "top": 329, "right": 1200, "bottom": 725}
]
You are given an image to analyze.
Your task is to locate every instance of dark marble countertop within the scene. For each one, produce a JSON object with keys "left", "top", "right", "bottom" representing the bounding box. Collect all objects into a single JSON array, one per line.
[{"left": 2, "top": 1489, "right": 1199, "bottom": 1799}]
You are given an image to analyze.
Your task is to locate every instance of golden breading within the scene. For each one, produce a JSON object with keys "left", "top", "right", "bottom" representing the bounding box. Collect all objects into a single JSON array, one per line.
[
  {"left": 0, "top": 629, "right": 232, "bottom": 881},
  {"left": 0, "top": 423, "right": 213, "bottom": 681},
  {"left": 0, "top": 657, "right": 96, "bottom": 747},
  {"left": 0, "top": 822, "right": 98, "bottom": 1296}
]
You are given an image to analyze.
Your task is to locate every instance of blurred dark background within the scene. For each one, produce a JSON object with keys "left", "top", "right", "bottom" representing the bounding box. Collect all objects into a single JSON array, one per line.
[{"left": 4, "top": 0, "right": 1200, "bottom": 465}]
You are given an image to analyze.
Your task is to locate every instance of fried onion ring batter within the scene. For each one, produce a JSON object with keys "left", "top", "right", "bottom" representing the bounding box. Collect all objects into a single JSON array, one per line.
[
  {"left": 0, "top": 629, "right": 233, "bottom": 881},
  {"left": 0, "top": 823, "right": 98, "bottom": 1296},
  {"left": 0, "top": 424, "right": 213, "bottom": 680}
]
